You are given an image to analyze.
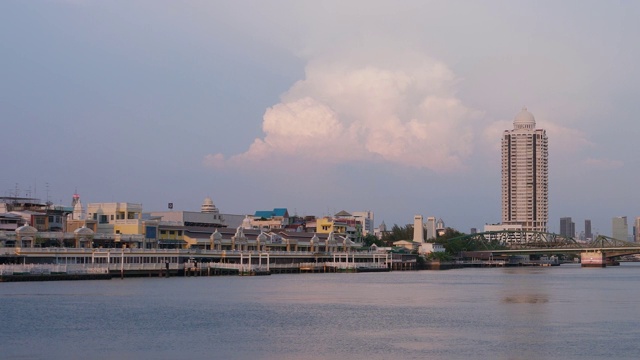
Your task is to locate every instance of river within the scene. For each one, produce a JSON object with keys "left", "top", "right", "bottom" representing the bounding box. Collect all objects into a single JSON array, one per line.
[{"left": 2, "top": 263, "right": 640, "bottom": 359}]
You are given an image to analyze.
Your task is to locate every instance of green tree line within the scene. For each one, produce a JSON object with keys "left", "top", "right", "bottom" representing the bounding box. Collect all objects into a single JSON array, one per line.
[{"left": 375, "top": 224, "right": 482, "bottom": 257}]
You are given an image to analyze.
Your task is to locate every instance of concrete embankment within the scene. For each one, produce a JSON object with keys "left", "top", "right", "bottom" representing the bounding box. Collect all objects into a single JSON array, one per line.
[
  {"left": 0, "top": 273, "right": 112, "bottom": 282},
  {"left": 424, "top": 261, "right": 463, "bottom": 270}
]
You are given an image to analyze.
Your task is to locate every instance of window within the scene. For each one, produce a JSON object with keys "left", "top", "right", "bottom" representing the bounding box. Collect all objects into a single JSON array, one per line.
[{"left": 100, "top": 215, "right": 108, "bottom": 224}]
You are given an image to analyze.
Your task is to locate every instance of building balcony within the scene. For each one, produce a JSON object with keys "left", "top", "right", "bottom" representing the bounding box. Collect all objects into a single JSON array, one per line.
[{"left": 114, "top": 219, "right": 143, "bottom": 225}]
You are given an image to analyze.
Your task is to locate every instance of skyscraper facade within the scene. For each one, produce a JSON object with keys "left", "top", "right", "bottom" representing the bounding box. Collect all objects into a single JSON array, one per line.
[
  {"left": 501, "top": 107, "right": 549, "bottom": 232},
  {"left": 612, "top": 216, "right": 628, "bottom": 241},
  {"left": 560, "top": 217, "right": 575, "bottom": 238},
  {"left": 584, "top": 219, "right": 592, "bottom": 240}
]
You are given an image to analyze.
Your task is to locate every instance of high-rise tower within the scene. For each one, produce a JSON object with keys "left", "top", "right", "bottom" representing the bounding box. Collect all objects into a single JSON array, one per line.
[
  {"left": 501, "top": 107, "right": 548, "bottom": 232},
  {"left": 413, "top": 215, "right": 424, "bottom": 243},
  {"left": 584, "top": 219, "right": 592, "bottom": 240},
  {"left": 560, "top": 217, "right": 575, "bottom": 238},
  {"left": 612, "top": 216, "right": 628, "bottom": 241}
]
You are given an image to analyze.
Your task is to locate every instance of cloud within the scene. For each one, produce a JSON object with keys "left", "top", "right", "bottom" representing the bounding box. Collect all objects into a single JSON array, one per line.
[
  {"left": 202, "top": 153, "right": 225, "bottom": 169},
  {"left": 481, "top": 117, "right": 593, "bottom": 160},
  {"left": 205, "top": 54, "right": 483, "bottom": 173},
  {"left": 537, "top": 121, "right": 593, "bottom": 155}
]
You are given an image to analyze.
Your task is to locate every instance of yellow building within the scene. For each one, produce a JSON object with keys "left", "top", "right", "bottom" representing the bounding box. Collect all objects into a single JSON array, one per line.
[
  {"left": 316, "top": 217, "right": 347, "bottom": 235},
  {"left": 87, "top": 202, "right": 144, "bottom": 235},
  {"left": 86, "top": 202, "right": 156, "bottom": 248},
  {"left": 158, "top": 224, "right": 186, "bottom": 249}
]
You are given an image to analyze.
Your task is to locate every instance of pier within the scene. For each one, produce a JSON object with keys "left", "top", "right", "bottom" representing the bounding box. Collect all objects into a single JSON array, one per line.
[{"left": 0, "top": 247, "right": 394, "bottom": 280}]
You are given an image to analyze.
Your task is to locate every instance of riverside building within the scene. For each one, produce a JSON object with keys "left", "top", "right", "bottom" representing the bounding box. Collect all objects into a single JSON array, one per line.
[{"left": 501, "top": 107, "right": 548, "bottom": 232}]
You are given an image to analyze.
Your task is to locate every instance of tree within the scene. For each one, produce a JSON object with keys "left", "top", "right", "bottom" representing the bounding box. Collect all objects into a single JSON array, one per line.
[
  {"left": 426, "top": 251, "right": 453, "bottom": 262},
  {"left": 362, "top": 234, "right": 385, "bottom": 247},
  {"left": 381, "top": 224, "right": 414, "bottom": 246},
  {"left": 434, "top": 227, "right": 465, "bottom": 242},
  {"left": 431, "top": 227, "right": 474, "bottom": 257}
]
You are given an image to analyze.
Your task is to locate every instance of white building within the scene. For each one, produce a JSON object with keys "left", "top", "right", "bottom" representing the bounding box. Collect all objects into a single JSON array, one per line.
[
  {"left": 149, "top": 197, "right": 225, "bottom": 229},
  {"left": 413, "top": 215, "right": 424, "bottom": 243},
  {"left": 612, "top": 216, "right": 628, "bottom": 241},
  {"left": 426, "top": 217, "right": 436, "bottom": 240},
  {"left": 435, "top": 218, "right": 446, "bottom": 237},
  {"left": 484, "top": 223, "right": 524, "bottom": 232},
  {"left": 86, "top": 202, "right": 143, "bottom": 234},
  {"left": 353, "top": 211, "right": 374, "bottom": 236},
  {"left": 483, "top": 223, "right": 527, "bottom": 245},
  {"left": 501, "top": 107, "right": 548, "bottom": 232},
  {"left": 419, "top": 242, "right": 445, "bottom": 255}
]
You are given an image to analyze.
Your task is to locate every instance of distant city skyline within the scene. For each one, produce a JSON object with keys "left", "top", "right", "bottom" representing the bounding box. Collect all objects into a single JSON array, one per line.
[
  {"left": 2, "top": 1, "right": 640, "bottom": 235},
  {"left": 1, "top": 185, "right": 637, "bottom": 239}
]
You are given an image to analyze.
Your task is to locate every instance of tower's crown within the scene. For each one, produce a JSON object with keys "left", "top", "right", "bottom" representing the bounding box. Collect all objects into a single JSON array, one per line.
[{"left": 514, "top": 106, "right": 536, "bottom": 130}]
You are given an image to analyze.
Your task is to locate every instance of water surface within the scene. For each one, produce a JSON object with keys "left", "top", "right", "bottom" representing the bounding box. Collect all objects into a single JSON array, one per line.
[{"left": 2, "top": 263, "right": 639, "bottom": 359}]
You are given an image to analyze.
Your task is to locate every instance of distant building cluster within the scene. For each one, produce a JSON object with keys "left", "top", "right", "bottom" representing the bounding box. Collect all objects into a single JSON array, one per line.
[
  {"left": 497, "top": 108, "right": 637, "bottom": 243},
  {"left": 3, "top": 107, "right": 638, "bottom": 252},
  {"left": 0, "top": 194, "right": 382, "bottom": 252}
]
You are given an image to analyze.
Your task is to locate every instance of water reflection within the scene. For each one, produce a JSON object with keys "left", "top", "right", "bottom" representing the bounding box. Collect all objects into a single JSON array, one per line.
[
  {"left": 496, "top": 267, "right": 554, "bottom": 359},
  {"left": 502, "top": 294, "right": 549, "bottom": 304}
]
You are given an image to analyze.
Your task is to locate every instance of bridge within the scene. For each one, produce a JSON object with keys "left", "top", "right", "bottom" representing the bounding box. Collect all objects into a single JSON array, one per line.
[{"left": 447, "top": 230, "right": 640, "bottom": 267}]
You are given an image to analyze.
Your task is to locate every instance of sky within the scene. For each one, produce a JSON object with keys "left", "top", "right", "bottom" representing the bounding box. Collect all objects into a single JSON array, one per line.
[{"left": 1, "top": 1, "right": 639, "bottom": 236}]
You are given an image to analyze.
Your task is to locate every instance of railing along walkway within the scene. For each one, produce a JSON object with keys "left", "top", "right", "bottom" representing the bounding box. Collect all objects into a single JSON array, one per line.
[{"left": 0, "top": 264, "right": 109, "bottom": 275}]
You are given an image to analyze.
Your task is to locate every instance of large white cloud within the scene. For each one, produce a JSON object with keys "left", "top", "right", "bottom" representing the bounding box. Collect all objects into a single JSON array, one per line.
[
  {"left": 482, "top": 119, "right": 593, "bottom": 155},
  {"left": 204, "top": 54, "right": 483, "bottom": 173}
]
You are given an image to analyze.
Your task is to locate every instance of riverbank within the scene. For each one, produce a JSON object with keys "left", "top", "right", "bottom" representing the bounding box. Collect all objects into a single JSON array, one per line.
[{"left": 0, "top": 273, "right": 112, "bottom": 282}]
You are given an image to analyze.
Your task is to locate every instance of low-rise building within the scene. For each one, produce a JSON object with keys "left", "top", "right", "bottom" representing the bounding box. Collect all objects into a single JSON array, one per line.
[
  {"left": 182, "top": 227, "right": 360, "bottom": 252},
  {"left": 250, "top": 208, "right": 290, "bottom": 230},
  {"left": 419, "top": 242, "right": 445, "bottom": 255},
  {"left": 393, "top": 240, "right": 419, "bottom": 252},
  {"left": 0, "top": 213, "right": 23, "bottom": 231},
  {"left": 86, "top": 202, "right": 155, "bottom": 248}
]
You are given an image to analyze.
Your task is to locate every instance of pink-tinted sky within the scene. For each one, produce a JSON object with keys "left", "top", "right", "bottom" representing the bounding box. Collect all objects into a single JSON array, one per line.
[{"left": 2, "top": 1, "right": 639, "bottom": 236}]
